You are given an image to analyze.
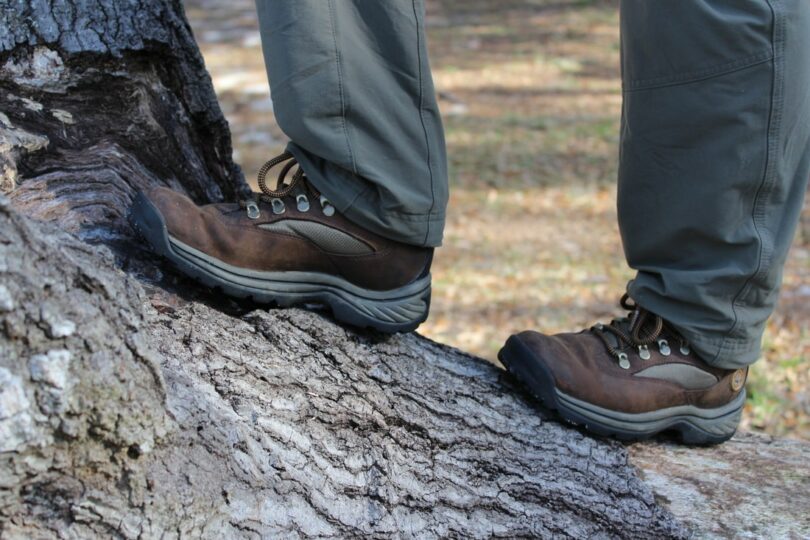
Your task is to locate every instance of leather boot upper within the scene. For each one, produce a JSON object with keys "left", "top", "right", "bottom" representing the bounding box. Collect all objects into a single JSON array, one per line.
[
  {"left": 144, "top": 158, "right": 432, "bottom": 292},
  {"left": 512, "top": 295, "right": 748, "bottom": 414}
]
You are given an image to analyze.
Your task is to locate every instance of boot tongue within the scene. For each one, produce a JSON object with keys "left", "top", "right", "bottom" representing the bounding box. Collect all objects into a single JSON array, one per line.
[
  {"left": 603, "top": 317, "right": 631, "bottom": 348},
  {"left": 598, "top": 313, "right": 652, "bottom": 349},
  {"left": 591, "top": 316, "right": 630, "bottom": 349},
  {"left": 602, "top": 331, "right": 621, "bottom": 349}
]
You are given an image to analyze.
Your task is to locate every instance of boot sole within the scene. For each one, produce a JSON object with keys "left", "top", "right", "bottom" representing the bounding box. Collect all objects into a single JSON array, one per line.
[
  {"left": 498, "top": 335, "right": 744, "bottom": 445},
  {"left": 129, "top": 192, "right": 431, "bottom": 333}
]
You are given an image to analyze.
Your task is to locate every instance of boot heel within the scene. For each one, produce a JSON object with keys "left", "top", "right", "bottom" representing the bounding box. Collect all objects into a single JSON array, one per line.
[
  {"left": 332, "top": 280, "right": 431, "bottom": 333},
  {"left": 679, "top": 396, "right": 745, "bottom": 445}
]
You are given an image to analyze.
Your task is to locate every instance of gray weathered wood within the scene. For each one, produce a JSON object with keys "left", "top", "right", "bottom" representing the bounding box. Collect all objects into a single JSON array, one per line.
[
  {"left": 630, "top": 433, "right": 810, "bottom": 539},
  {"left": 0, "top": 196, "right": 686, "bottom": 538},
  {"left": 1, "top": 0, "right": 808, "bottom": 538}
]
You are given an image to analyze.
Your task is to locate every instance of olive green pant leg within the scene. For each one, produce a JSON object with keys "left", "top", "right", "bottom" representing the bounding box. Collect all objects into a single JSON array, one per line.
[
  {"left": 254, "top": 0, "right": 448, "bottom": 247},
  {"left": 619, "top": 0, "right": 810, "bottom": 369}
]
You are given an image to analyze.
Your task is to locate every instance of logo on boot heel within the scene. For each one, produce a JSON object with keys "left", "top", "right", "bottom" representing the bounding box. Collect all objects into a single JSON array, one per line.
[{"left": 731, "top": 369, "right": 746, "bottom": 392}]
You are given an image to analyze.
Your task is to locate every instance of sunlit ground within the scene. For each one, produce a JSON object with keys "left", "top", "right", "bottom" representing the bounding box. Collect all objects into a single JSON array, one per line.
[{"left": 185, "top": 0, "right": 809, "bottom": 439}]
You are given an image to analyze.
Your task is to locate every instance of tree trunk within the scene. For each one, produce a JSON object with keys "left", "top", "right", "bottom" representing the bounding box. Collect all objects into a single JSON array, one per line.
[
  {"left": 0, "top": 0, "right": 250, "bottom": 241},
  {"left": 1, "top": 1, "right": 807, "bottom": 538},
  {"left": 630, "top": 433, "right": 810, "bottom": 537}
]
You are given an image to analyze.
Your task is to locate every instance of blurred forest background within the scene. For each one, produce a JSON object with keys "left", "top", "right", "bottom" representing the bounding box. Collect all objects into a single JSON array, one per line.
[{"left": 184, "top": 0, "right": 809, "bottom": 440}]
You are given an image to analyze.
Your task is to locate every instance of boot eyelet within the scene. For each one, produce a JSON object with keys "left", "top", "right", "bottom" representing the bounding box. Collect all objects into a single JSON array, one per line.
[
  {"left": 271, "top": 198, "right": 286, "bottom": 215},
  {"left": 617, "top": 352, "right": 630, "bottom": 370},
  {"left": 296, "top": 194, "right": 310, "bottom": 212},
  {"left": 657, "top": 339, "right": 671, "bottom": 356},
  {"left": 319, "top": 195, "right": 335, "bottom": 217},
  {"left": 638, "top": 345, "right": 651, "bottom": 360},
  {"left": 245, "top": 201, "right": 260, "bottom": 220},
  {"left": 679, "top": 343, "right": 691, "bottom": 355}
]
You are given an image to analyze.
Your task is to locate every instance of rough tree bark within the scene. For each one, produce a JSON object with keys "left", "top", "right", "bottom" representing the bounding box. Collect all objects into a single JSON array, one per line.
[
  {"left": 0, "top": 0, "right": 251, "bottom": 240},
  {"left": 1, "top": 1, "right": 808, "bottom": 538}
]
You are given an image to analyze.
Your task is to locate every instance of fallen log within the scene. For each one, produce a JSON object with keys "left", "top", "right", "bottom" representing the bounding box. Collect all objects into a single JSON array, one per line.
[{"left": 0, "top": 0, "right": 807, "bottom": 538}]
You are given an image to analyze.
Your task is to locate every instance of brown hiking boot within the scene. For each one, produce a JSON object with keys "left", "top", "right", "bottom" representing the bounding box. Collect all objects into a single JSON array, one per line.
[
  {"left": 498, "top": 294, "right": 748, "bottom": 444},
  {"left": 129, "top": 152, "right": 433, "bottom": 332}
]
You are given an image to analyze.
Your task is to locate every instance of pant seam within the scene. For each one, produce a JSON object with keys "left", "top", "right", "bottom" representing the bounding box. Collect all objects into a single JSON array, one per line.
[
  {"left": 360, "top": 210, "right": 447, "bottom": 222},
  {"left": 687, "top": 331, "right": 759, "bottom": 352},
  {"left": 624, "top": 50, "right": 774, "bottom": 92},
  {"left": 327, "top": 0, "right": 357, "bottom": 176},
  {"left": 341, "top": 183, "right": 372, "bottom": 215},
  {"left": 717, "top": 0, "right": 784, "bottom": 363},
  {"left": 412, "top": 0, "right": 436, "bottom": 247},
  {"left": 623, "top": 54, "right": 773, "bottom": 93}
]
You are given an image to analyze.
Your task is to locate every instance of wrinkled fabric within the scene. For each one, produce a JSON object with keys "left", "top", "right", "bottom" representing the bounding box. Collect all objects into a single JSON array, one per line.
[
  {"left": 256, "top": 0, "right": 809, "bottom": 368},
  {"left": 255, "top": 0, "right": 448, "bottom": 247},
  {"left": 620, "top": 0, "right": 810, "bottom": 368}
]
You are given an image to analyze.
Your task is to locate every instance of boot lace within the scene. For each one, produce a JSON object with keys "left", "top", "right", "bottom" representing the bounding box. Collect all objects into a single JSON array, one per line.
[
  {"left": 591, "top": 294, "right": 690, "bottom": 369},
  {"left": 241, "top": 151, "right": 334, "bottom": 219}
]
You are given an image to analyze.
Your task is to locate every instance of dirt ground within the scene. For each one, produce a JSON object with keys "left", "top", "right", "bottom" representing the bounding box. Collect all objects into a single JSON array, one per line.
[{"left": 184, "top": 0, "right": 809, "bottom": 440}]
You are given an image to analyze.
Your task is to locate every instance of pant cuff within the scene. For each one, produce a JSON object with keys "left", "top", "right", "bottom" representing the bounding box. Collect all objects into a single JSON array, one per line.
[
  {"left": 628, "top": 282, "right": 762, "bottom": 370},
  {"left": 288, "top": 144, "right": 445, "bottom": 247}
]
